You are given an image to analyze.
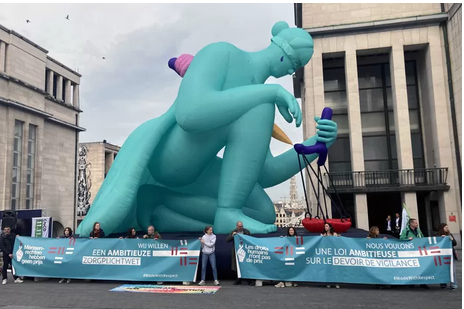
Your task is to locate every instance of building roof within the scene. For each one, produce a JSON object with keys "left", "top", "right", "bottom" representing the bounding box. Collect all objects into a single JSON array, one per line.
[
  {"left": 80, "top": 141, "right": 121, "bottom": 151},
  {"left": 0, "top": 23, "right": 82, "bottom": 77}
]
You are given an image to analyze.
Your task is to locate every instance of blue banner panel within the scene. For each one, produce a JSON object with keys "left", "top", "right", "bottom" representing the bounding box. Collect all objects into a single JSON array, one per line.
[
  {"left": 235, "top": 235, "right": 453, "bottom": 285},
  {"left": 13, "top": 237, "right": 200, "bottom": 282}
]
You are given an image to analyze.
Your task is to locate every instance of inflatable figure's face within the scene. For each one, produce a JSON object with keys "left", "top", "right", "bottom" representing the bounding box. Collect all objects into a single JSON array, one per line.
[{"left": 270, "top": 46, "right": 297, "bottom": 78}]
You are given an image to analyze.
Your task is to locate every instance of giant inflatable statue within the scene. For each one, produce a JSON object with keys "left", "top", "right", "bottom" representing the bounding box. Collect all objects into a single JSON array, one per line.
[{"left": 76, "top": 21, "right": 338, "bottom": 236}]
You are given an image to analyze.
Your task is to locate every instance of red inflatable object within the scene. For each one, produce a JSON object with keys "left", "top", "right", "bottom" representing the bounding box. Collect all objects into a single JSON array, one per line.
[
  {"left": 326, "top": 218, "right": 351, "bottom": 233},
  {"left": 302, "top": 217, "right": 351, "bottom": 234}
]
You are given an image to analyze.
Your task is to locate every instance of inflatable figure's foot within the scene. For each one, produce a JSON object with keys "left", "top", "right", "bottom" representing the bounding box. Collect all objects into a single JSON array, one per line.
[{"left": 213, "top": 208, "right": 277, "bottom": 234}]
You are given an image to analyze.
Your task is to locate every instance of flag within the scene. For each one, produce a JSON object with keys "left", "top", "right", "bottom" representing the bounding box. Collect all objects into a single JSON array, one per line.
[{"left": 399, "top": 203, "right": 410, "bottom": 235}]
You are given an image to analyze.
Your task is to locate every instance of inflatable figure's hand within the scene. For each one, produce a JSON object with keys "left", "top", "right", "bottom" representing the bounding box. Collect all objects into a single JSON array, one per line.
[
  {"left": 314, "top": 116, "right": 337, "bottom": 148},
  {"left": 275, "top": 86, "right": 302, "bottom": 127}
]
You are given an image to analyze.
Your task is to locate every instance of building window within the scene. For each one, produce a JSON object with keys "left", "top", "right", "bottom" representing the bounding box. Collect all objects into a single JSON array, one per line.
[
  {"left": 45, "top": 69, "right": 49, "bottom": 93},
  {"left": 323, "top": 58, "right": 351, "bottom": 172},
  {"left": 26, "top": 125, "right": 36, "bottom": 209},
  {"left": 53, "top": 74, "right": 58, "bottom": 98},
  {"left": 358, "top": 59, "right": 424, "bottom": 171},
  {"left": 358, "top": 62, "right": 393, "bottom": 171},
  {"left": 12, "top": 120, "right": 23, "bottom": 210},
  {"left": 62, "top": 78, "right": 67, "bottom": 102}
]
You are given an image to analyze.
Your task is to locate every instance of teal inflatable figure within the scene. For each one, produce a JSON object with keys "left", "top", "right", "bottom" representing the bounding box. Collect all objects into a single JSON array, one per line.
[{"left": 76, "top": 21, "right": 338, "bottom": 236}]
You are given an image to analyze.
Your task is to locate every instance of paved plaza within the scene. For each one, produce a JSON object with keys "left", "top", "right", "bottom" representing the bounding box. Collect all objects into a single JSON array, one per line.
[{"left": 0, "top": 260, "right": 461, "bottom": 309}]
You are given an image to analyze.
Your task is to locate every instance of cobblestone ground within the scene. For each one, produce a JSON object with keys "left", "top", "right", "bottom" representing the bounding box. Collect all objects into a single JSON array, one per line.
[{"left": 0, "top": 260, "right": 461, "bottom": 309}]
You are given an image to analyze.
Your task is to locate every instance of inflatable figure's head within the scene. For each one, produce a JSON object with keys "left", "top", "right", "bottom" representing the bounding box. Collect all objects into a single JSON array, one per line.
[{"left": 269, "top": 21, "right": 314, "bottom": 77}]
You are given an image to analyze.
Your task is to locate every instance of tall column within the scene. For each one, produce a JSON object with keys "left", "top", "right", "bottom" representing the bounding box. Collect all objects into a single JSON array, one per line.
[
  {"left": 0, "top": 41, "right": 5, "bottom": 73},
  {"left": 73, "top": 84, "right": 80, "bottom": 109},
  {"left": 56, "top": 75, "right": 63, "bottom": 101},
  {"left": 47, "top": 70, "right": 54, "bottom": 95},
  {"left": 389, "top": 44, "right": 418, "bottom": 220},
  {"left": 65, "top": 80, "right": 72, "bottom": 104},
  {"left": 345, "top": 49, "right": 368, "bottom": 230},
  {"left": 425, "top": 27, "right": 461, "bottom": 243}
]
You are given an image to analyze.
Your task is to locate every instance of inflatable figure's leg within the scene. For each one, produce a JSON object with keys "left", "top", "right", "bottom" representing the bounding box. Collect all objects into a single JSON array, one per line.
[
  {"left": 137, "top": 185, "right": 214, "bottom": 232},
  {"left": 213, "top": 103, "right": 278, "bottom": 234},
  {"left": 243, "top": 184, "right": 276, "bottom": 224}
]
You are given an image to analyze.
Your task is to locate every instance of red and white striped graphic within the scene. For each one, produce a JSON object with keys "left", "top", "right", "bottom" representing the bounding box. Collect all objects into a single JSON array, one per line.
[
  {"left": 433, "top": 256, "right": 443, "bottom": 266},
  {"left": 295, "top": 246, "right": 305, "bottom": 255},
  {"left": 274, "top": 247, "right": 284, "bottom": 254},
  {"left": 296, "top": 236, "right": 304, "bottom": 245},
  {"left": 397, "top": 248, "right": 451, "bottom": 258},
  {"left": 180, "top": 240, "right": 188, "bottom": 245},
  {"left": 442, "top": 256, "right": 451, "bottom": 265},
  {"left": 171, "top": 247, "right": 179, "bottom": 256},
  {"left": 179, "top": 256, "right": 188, "bottom": 266},
  {"left": 50, "top": 238, "right": 76, "bottom": 264},
  {"left": 188, "top": 257, "right": 198, "bottom": 265},
  {"left": 152, "top": 249, "right": 200, "bottom": 257},
  {"left": 285, "top": 258, "right": 295, "bottom": 266},
  {"left": 285, "top": 246, "right": 293, "bottom": 256}
]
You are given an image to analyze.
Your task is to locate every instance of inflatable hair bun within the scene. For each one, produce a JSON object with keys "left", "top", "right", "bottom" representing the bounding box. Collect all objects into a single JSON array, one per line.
[
  {"left": 168, "top": 54, "right": 194, "bottom": 77},
  {"left": 271, "top": 21, "right": 290, "bottom": 37}
]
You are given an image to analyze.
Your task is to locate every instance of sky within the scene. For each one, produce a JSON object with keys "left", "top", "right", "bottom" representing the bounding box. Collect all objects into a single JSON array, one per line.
[{"left": 0, "top": 3, "right": 306, "bottom": 202}]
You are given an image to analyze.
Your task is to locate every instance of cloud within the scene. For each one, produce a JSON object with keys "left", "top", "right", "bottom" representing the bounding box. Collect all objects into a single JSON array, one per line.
[{"left": 0, "top": 3, "right": 310, "bottom": 201}]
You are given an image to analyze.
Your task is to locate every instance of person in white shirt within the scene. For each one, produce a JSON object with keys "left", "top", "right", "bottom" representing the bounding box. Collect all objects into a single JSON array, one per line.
[
  {"left": 385, "top": 215, "right": 392, "bottom": 234},
  {"left": 198, "top": 226, "right": 219, "bottom": 286}
]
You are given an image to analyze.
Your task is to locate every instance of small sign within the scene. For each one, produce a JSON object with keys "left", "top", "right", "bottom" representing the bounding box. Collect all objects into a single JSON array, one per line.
[{"left": 449, "top": 215, "right": 456, "bottom": 222}]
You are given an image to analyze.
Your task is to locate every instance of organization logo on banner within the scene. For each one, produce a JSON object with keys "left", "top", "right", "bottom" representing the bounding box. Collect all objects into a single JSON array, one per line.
[
  {"left": 16, "top": 245, "right": 23, "bottom": 262},
  {"left": 237, "top": 244, "right": 246, "bottom": 262}
]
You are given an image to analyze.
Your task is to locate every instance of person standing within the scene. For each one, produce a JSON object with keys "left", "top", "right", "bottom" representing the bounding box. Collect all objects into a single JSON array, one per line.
[
  {"left": 400, "top": 218, "right": 423, "bottom": 240},
  {"left": 142, "top": 225, "right": 163, "bottom": 284},
  {"left": 89, "top": 222, "right": 105, "bottom": 239},
  {"left": 198, "top": 226, "right": 220, "bottom": 286},
  {"left": 385, "top": 215, "right": 392, "bottom": 235},
  {"left": 57, "top": 227, "right": 74, "bottom": 284},
  {"left": 275, "top": 227, "right": 298, "bottom": 288},
  {"left": 321, "top": 223, "right": 340, "bottom": 288},
  {"left": 393, "top": 212, "right": 402, "bottom": 238},
  {"left": 226, "top": 221, "right": 253, "bottom": 285},
  {"left": 367, "top": 226, "right": 389, "bottom": 290},
  {"left": 438, "top": 223, "right": 458, "bottom": 290},
  {"left": 121, "top": 227, "right": 138, "bottom": 239},
  {"left": 143, "top": 225, "right": 162, "bottom": 239},
  {"left": 400, "top": 218, "right": 428, "bottom": 289},
  {"left": 0, "top": 226, "right": 23, "bottom": 285}
]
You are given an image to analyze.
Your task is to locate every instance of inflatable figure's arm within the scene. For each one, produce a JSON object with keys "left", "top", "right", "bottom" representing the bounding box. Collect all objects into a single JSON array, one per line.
[
  {"left": 259, "top": 138, "right": 318, "bottom": 188},
  {"left": 259, "top": 117, "right": 337, "bottom": 188},
  {"left": 175, "top": 43, "right": 299, "bottom": 133}
]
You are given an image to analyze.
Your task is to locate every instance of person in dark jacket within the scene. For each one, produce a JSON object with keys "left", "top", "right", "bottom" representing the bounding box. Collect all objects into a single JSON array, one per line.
[
  {"left": 0, "top": 226, "right": 23, "bottom": 284},
  {"left": 226, "top": 221, "right": 253, "bottom": 286},
  {"left": 393, "top": 213, "right": 402, "bottom": 238},
  {"left": 143, "top": 225, "right": 162, "bottom": 239},
  {"left": 89, "top": 222, "right": 105, "bottom": 238},
  {"left": 57, "top": 227, "right": 73, "bottom": 284},
  {"left": 438, "top": 223, "right": 458, "bottom": 290}
]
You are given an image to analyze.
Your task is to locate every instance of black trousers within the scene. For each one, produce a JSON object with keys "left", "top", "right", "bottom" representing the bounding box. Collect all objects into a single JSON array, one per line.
[{"left": 2, "top": 254, "right": 17, "bottom": 280}]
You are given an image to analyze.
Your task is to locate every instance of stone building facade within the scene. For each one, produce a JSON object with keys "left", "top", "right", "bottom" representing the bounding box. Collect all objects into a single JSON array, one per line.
[
  {"left": 294, "top": 4, "right": 461, "bottom": 243},
  {"left": 76, "top": 141, "right": 120, "bottom": 223},
  {"left": 0, "top": 24, "right": 84, "bottom": 234}
]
